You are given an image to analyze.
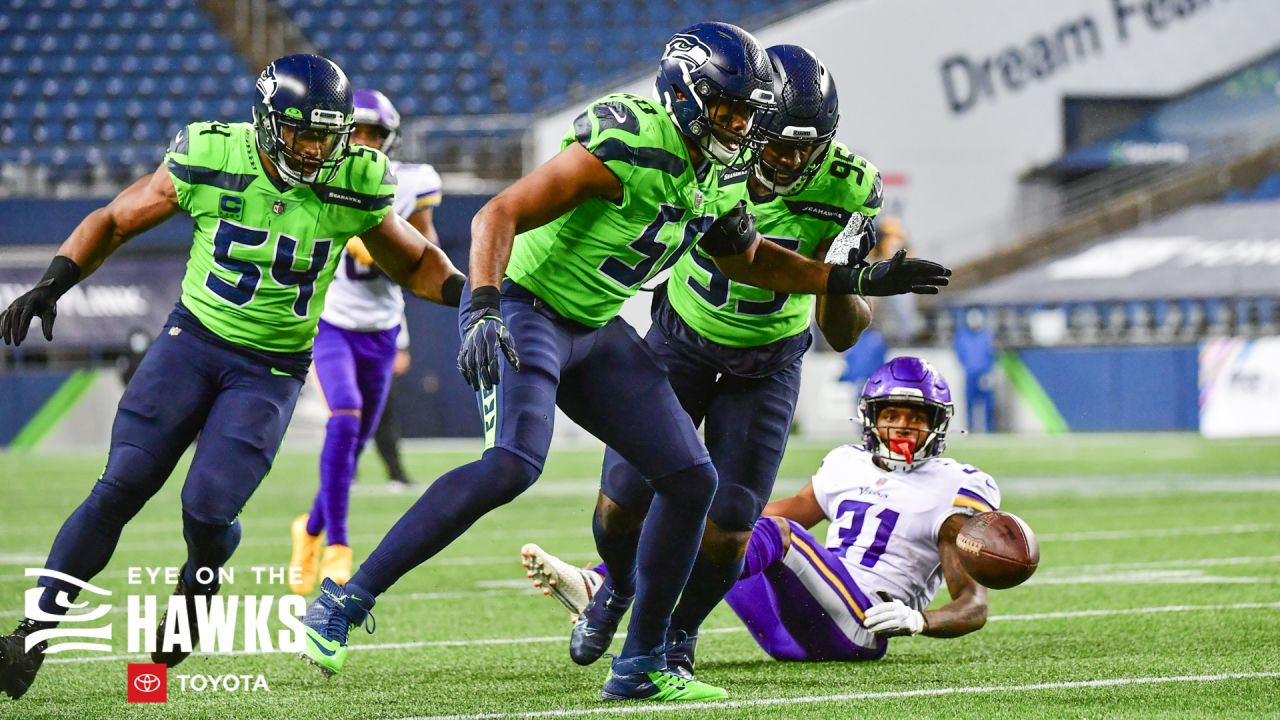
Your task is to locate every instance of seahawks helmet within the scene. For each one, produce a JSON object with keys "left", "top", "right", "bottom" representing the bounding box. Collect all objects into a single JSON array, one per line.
[
  {"left": 352, "top": 89, "right": 401, "bottom": 155},
  {"left": 252, "top": 54, "right": 354, "bottom": 186},
  {"left": 655, "top": 22, "right": 775, "bottom": 170},
  {"left": 753, "top": 45, "right": 839, "bottom": 195},
  {"left": 858, "top": 357, "right": 954, "bottom": 472}
]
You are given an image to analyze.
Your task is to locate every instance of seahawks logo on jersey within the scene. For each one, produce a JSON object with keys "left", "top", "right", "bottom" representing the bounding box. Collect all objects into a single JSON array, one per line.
[{"left": 664, "top": 34, "right": 712, "bottom": 69}]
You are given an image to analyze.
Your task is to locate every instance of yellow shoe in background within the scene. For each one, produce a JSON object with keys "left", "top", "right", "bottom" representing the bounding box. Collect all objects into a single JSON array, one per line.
[
  {"left": 320, "top": 544, "right": 353, "bottom": 586},
  {"left": 289, "top": 514, "right": 323, "bottom": 594}
]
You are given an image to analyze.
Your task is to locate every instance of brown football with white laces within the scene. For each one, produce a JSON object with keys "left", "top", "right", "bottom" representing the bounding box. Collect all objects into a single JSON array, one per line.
[{"left": 955, "top": 511, "right": 1039, "bottom": 589}]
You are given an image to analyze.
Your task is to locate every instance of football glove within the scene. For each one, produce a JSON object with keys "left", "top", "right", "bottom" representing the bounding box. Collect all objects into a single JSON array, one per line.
[
  {"left": 828, "top": 248, "right": 950, "bottom": 296},
  {"left": 863, "top": 598, "right": 926, "bottom": 638},
  {"left": 456, "top": 286, "right": 519, "bottom": 391},
  {"left": 1, "top": 255, "right": 81, "bottom": 346},
  {"left": 698, "top": 200, "right": 758, "bottom": 257}
]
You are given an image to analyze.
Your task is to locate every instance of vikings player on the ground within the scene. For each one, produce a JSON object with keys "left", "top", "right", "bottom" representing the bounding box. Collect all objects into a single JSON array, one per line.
[
  {"left": 524, "top": 357, "right": 996, "bottom": 667},
  {"left": 288, "top": 89, "right": 445, "bottom": 594}
]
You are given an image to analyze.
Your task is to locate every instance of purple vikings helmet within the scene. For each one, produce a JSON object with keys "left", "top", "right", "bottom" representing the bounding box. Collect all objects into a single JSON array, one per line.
[
  {"left": 858, "top": 357, "right": 954, "bottom": 471},
  {"left": 352, "top": 89, "right": 402, "bottom": 154}
]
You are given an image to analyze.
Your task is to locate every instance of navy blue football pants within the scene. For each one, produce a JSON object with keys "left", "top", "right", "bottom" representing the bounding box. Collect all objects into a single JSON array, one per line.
[
  {"left": 35, "top": 318, "right": 302, "bottom": 613},
  {"left": 600, "top": 325, "right": 804, "bottom": 531},
  {"left": 350, "top": 281, "right": 716, "bottom": 659}
]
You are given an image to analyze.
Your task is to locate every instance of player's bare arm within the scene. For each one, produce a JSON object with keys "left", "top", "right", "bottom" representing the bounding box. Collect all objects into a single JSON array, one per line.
[
  {"left": 407, "top": 206, "right": 439, "bottom": 246},
  {"left": 814, "top": 239, "right": 872, "bottom": 351},
  {"left": 362, "top": 210, "right": 464, "bottom": 305},
  {"left": 760, "top": 481, "right": 827, "bottom": 530},
  {"left": 59, "top": 163, "right": 181, "bottom": 277},
  {"left": 921, "top": 513, "right": 990, "bottom": 638},
  {"left": 0, "top": 164, "right": 180, "bottom": 345},
  {"left": 468, "top": 142, "right": 622, "bottom": 288}
]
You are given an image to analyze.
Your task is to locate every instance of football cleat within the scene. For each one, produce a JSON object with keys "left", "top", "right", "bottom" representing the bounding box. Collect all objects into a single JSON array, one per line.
[
  {"left": 290, "top": 514, "right": 324, "bottom": 595},
  {"left": 520, "top": 543, "right": 603, "bottom": 619},
  {"left": 151, "top": 567, "right": 219, "bottom": 667},
  {"left": 319, "top": 544, "right": 353, "bottom": 586},
  {"left": 0, "top": 619, "right": 47, "bottom": 700},
  {"left": 569, "top": 584, "right": 632, "bottom": 666},
  {"left": 300, "top": 577, "right": 375, "bottom": 676},
  {"left": 601, "top": 649, "right": 726, "bottom": 702}
]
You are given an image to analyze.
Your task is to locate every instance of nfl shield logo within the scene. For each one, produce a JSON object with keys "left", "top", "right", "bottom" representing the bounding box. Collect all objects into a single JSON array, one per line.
[
  {"left": 272, "top": 200, "right": 287, "bottom": 215},
  {"left": 694, "top": 190, "right": 704, "bottom": 209}
]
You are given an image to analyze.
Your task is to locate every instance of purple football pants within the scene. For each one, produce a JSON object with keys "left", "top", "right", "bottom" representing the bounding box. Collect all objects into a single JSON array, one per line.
[
  {"left": 306, "top": 319, "right": 399, "bottom": 546},
  {"left": 725, "top": 518, "right": 887, "bottom": 662}
]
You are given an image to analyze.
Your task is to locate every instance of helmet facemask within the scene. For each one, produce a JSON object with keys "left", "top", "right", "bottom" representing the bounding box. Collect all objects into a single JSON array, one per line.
[
  {"left": 256, "top": 107, "right": 352, "bottom": 186},
  {"left": 752, "top": 129, "right": 833, "bottom": 195},
  {"left": 859, "top": 395, "right": 953, "bottom": 472}
]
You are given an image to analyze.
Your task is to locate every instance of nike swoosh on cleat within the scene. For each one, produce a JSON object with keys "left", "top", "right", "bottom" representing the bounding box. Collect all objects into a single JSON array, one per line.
[
  {"left": 307, "top": 636, "right": 338, "bottom": 657},
  {"left": 270, "top": 367, "right": 291, "bottom": 377}
]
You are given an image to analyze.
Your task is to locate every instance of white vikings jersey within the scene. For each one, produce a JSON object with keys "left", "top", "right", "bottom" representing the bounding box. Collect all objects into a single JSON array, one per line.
[
  {"left": 321, "top": 161, "right": 443, "bottom": 332},
  {"left": 811, "top": 445, "right": 1000, "bottom": 613}
]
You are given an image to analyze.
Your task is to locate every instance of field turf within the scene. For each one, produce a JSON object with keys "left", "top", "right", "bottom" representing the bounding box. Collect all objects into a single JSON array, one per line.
[{"left": 0, "top": 433, "right": 1278, "bottom": 718}]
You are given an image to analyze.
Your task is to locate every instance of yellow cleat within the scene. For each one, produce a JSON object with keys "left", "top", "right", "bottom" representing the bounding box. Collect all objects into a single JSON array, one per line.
[
  {"left": 289, "top": 514, "right": 323, "bottom": 595},
  {"left": 320, "top": 544, "right": 353, "bottom": 586}
]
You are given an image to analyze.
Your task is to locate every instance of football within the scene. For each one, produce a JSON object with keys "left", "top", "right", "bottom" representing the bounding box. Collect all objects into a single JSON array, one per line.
[{"left": 955, "top": 511, "right": 1040, "bottom": 589}]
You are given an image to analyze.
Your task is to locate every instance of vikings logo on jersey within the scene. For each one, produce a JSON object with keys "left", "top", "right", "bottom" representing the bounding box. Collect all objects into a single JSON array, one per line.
[{"left": 663, "top": 34, "right": 713, "bottom": 71}]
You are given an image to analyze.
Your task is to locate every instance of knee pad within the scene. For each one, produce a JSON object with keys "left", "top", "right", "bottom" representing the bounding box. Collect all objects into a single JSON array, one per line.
[
  {"left": 85, "top": 472, "right": 155, "bottom": 524},
  {"left": 650, "top": 461, "right": 718, "bottom": 505},
  {"left": 325, "top": 412, "right": 362, "bottom": 445},
  {"left": 478, "top": 447, "right": 541, "bottom": 505},
  {"left": 708, "top": 482, "right": 767, "bottom": 533}
]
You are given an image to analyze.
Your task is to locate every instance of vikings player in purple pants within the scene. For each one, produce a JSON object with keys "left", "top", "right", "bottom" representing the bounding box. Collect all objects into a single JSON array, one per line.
[
  {"left": 289, "top": 89, "right": 445, "bottom": 593},
  {"left": 523, "top": 358, "right": 999, "bottom": 667}
]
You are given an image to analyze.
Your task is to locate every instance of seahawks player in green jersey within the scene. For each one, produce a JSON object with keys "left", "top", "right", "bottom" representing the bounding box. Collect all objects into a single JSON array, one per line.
[
  {"left": 522, "top": 44, "right": 895, "bottom": 679},
  {"left": 0, "top": 54, "right": 463, "bottom": 701},
  {"left": 301, "top": 23, "right": 948, "bottom": 702}
]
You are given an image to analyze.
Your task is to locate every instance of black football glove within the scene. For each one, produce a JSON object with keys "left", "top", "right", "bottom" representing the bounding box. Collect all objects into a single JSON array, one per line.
[
  {"left": 1, "top": 256, "right": 81, "bottom": 346},
  {"left": 456, "top": 286, "right": 520, "bottom": 391},
  {"left": 828, "top": 249, "right": 951, "bottom": 296},
  {"left": 698, "top": 200, "right": 758, "bottom": 257}
]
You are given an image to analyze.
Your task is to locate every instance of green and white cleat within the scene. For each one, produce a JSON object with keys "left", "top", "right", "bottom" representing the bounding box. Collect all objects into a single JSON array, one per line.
[{"left": 520, "top": 543, "right": 603, "bottom": 619}]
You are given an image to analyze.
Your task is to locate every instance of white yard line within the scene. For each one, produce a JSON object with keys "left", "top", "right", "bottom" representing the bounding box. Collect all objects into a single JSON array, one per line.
[
  {"left": 42, "top": 601, "right": 1280, "bottom": 665},
  {"left": 399, "top": 672, "right": 1280, "bottom": 719}
]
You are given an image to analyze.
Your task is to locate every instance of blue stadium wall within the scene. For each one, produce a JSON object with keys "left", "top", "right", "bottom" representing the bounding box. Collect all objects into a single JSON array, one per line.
[{"left": 1013, "top": 346, "right": 1200, "bottom": 431}]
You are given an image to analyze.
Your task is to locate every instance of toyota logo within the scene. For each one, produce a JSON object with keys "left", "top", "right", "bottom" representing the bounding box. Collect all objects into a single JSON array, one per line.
[{"left": 133, "top": 674, "right": 161, "bottom": 693}]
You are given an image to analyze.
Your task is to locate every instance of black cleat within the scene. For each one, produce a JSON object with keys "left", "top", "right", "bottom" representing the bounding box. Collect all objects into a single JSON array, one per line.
[
  {"left": 0, "top": 619, "right": 48, "bottom": 700},
  {"left": 151, "top": 569, "right": 219, "bottom": 667}
]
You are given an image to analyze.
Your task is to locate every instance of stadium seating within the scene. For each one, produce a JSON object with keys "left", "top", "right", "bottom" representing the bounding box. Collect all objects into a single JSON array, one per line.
[
  {"left": 0, "top": 0, "right": 252, "bottom": 192},
  {"left": 2, "top": 0, "right": 828, "bottom": 193}
]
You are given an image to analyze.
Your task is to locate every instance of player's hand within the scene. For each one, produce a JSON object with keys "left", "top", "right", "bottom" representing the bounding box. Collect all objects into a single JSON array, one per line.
[
  {"left": 0, "top": 282, "right": 60, "bottom": 346},
  {"left": 864, "top": 598, "right": 926, "bottom": 637},
  {"left": 828, "top": 249, "right": 951, "bottom": 296},
  {"left": 698, "top": 200, "right": 758, "bottom": 257},
  {"left": 456, "top": 286, "right": 519, "bottom": 391}
]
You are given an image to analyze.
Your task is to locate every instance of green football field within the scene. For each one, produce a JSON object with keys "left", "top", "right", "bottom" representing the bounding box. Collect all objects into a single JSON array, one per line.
[{"left": 1, "top": 433, "right": 1278, "bottom": 719}]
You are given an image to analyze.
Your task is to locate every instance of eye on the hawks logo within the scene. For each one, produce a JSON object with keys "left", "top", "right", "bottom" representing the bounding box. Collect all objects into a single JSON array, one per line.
[{"left": 663, "top": 34, "right": 712, "bottom": 69}]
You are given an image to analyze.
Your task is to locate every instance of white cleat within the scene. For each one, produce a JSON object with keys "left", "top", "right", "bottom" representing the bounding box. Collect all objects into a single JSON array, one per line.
[{"left": 520, "top": 543, "right": 603, "bottom": 619}]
